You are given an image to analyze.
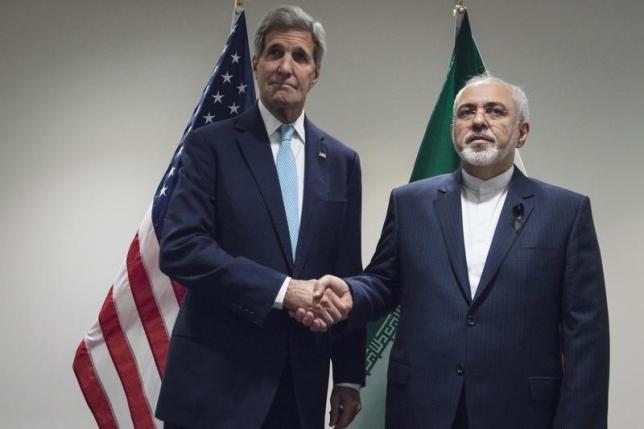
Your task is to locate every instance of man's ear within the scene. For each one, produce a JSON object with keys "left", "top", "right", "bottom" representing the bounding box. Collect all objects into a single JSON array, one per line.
[
  {"left": 252, "top": 56, "right": 258, "bottom": 73},
  {"left": 516, "top": 122, "right": 530, "bottom": 148},
  {"left": 312, "top": 67, "right": 320, "bottom": 86}
]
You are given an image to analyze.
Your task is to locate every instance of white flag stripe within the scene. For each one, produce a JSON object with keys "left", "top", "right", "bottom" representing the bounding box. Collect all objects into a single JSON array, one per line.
[
  {"left": 112, "top": 267, "right": 162, "bottom": 427},
  {"left": 87, "top": 329, "right": 134, "bottom": 429},
  {"left": 138, "top": 206, "right": 180, "bottom": 336},
  {"left": 514, "top": 150, "right": 527, "bottom": 175}
]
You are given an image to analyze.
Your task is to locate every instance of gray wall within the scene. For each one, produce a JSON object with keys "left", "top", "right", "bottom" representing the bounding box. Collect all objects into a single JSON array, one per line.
[{"left": 1, "top": 0, "right": 642, "bottom": 427}]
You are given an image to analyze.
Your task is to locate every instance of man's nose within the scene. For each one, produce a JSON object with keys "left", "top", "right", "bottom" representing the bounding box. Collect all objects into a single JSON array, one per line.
[
  {"left": 277, "top": 55, "right": 293, "bottom": 74},
  {"left": 471, "top": 109, "right": 488, "bottom": 129}
]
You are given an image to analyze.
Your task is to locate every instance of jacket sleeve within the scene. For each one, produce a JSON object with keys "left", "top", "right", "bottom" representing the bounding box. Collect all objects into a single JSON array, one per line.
[
  {"left": 330, "top": 152, "right": 367, "bottom": 386},
  {"left": 553, "top": 196, "right": 610, "bottom": 428},
  {"left": 159, "top": 129, "right": 286, "bottom": 327},
  {"left": 346, "top": 188, "right": 403, "bottom": 330}
]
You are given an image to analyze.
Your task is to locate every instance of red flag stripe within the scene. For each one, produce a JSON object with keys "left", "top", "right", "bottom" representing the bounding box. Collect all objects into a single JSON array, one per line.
[
  {"left": 126, "top": 235, "right": 169, "bottom": 376},
  {"left": 73, "top": 340, "right": 118, "bottom": 429},
  {"left": 99, "top": 287, "right": 156, "bottom": 429}
]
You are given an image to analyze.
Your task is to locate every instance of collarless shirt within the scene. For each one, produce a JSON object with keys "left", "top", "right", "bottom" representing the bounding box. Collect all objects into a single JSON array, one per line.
[
  {"left": 258, "top": 100, "right": 306, "bottom": 221},
  {"left": 461, "top": 166, "right": 514, "bottom": 299}
]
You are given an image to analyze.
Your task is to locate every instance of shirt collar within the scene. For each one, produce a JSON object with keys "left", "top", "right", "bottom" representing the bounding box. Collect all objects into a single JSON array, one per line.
[
  {"left": 258, "top": 99, "right": 306, "bottom": 143},
  {"left": 461, "top": 165, "right": 514, "bottom": 200}
]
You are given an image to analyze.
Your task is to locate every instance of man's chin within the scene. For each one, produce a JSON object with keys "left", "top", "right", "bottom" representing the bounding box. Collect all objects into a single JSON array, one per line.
[
  {"left": 460, "top": 148, "right": 499, "bottom": 166},
  {"left": 267, "top": 94, "right": 300, "bottom": 108}
]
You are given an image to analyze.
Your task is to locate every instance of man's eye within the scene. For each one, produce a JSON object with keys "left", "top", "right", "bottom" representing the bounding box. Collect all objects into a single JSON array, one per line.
[
  {"left": 458, "top": 109, "right": 475, "bottom": 118},
  {"left": 292, "top": 51, "right": 309, "bottom": 63},
  {"left": 486, "top": 107, "right": 506, "bottom": 118},
  {"left": 266, "top": 48, "right": 282, "bottom": 58}
]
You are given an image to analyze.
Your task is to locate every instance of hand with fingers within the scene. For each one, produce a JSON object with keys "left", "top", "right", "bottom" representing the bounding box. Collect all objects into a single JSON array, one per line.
[
  {"left": 283, "top": 278, "right": 317, "bottom": 313},
  {"left": 291, "top": 275, "right": 353, "bottom": 332},
  {"left": 329, "top": 385, "right": 362, "bottom": 428}
]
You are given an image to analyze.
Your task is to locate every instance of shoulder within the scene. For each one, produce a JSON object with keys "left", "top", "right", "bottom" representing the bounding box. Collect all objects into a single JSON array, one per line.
[
  {"left": 393, "top": 172, "right": 457, "bottom": 199},
  {"left": 188, "top": 104, "right": 263, "bottom": 144},
  {"left": 521, "top": 175, "right": 589, "bottom": 207},
  {"left": 190, "top": 116, "right": 240, "bottom": 141}
]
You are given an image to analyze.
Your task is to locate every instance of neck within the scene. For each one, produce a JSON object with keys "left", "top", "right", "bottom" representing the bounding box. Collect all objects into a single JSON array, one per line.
[{"left": 262, "top": 99, "right": 303, "bottom": 124}]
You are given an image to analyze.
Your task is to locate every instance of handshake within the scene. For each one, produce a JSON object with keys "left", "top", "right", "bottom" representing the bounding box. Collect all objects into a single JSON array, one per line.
[{"left": 284, "top": 275, "right": 352, "bottom": 332}]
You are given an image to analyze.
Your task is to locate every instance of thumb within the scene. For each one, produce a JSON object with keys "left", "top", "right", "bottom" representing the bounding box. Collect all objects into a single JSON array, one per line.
[
  {"left": 326, "top": 275, "right": 348, "bottom": 295},
  {"left": 313, "top": 277, "right": 329, "bottom": 299}
]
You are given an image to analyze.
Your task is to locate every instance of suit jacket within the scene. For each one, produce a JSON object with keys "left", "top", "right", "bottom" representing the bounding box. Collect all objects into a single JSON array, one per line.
[
  {"left": 156, "top": 105, "right": 366, "bottom": 429},
  {"left": 347, "top": 168, "right": 609, "bottom": 429}
]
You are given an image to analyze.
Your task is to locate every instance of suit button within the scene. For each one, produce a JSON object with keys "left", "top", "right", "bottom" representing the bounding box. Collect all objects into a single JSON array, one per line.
[
  {"left": 456, "top": 365, "right": 465, "bottom": 376},
  {"left": 466, "top": 315, "right": 476, "bottom": 327}
]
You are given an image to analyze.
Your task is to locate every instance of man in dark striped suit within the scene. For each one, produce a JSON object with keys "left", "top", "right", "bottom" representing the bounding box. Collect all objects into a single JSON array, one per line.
[{"left": 301, "top": 75, "right": 609, "bottom": 429}]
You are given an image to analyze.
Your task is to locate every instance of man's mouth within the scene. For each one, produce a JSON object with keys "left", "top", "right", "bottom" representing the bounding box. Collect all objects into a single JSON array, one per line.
[
  {"left": 271, "top": 82, "right": 296, "bottom": 90},
  {"left": 466, "top": 134, "right": 494, "bottom": 144}
]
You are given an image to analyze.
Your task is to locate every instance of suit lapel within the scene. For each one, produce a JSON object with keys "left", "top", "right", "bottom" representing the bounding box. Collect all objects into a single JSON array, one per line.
[
  {"left": 434, "top": 170, "right": 472, "bottom": 303},
  {"left": 235, "top": 106, "right": 294, "bottom": 271},
  {"left": 293, "top": 118, "right": 326, "bottom": 278},
  {"left": 472, "top": 169, "right": 535, "bottom": 303}
]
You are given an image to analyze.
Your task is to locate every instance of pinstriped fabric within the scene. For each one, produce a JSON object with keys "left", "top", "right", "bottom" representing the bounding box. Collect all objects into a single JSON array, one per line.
[{"left": 277, "top": 124, "right": 299, "bottom": 259}]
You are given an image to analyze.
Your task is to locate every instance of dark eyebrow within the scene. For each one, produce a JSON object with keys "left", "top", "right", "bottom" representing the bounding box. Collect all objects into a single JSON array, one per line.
[
  {"left": 263, "top": 42, "right": 284, "bottom": 52},
  {"left": 483, "top": 102, "right": 508, "bottom": 110},
  {"left": 457, "top": 103, "right": 476, "bottom": 110},
  {"left": 292, "top": 47, "right": 311, "bottom": 57}
]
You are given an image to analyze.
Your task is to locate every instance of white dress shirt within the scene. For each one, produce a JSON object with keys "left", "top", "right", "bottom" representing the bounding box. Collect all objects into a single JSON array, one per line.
[
  {"left": 257, "top": 101, "right": 306, "bottom": 310},
  {"left": 258, "top": 100, "right": 306, "bottom": 220},
  {"left": 259, "top": 102, "right": 360, "bottom": 391},
  {"left": 461, "top": 166, "right": 514, "bottom": 299}
]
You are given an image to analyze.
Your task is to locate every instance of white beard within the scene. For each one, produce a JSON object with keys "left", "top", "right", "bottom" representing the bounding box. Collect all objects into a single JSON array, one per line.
[{"left": 456, "top": 129, "right": 518, "bottom": 167}]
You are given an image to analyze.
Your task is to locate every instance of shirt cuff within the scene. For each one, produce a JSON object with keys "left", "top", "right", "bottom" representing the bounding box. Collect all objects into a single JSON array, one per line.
[
  {"left": 273, "top": 276, "right": 291, "bottom": 310},
  {"left": 334, "top": 383, "right": 362, "bottom": 392}
]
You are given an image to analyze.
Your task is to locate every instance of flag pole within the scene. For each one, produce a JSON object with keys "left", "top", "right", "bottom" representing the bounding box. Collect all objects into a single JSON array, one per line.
[
  {"left": 233, "top": 0, "right": 245, "bottom": 26},
  {"left": 453, "top": 0, "right": 466, "bottom": 16}
]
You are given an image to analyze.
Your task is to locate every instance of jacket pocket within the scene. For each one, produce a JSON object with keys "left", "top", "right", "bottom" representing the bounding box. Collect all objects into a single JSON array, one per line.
[
  {"left": 529, "top": 376, "right": 561, "bottom": 401},
  {"left": 387, "top": 359, "right": 410, "bottom": 385}
]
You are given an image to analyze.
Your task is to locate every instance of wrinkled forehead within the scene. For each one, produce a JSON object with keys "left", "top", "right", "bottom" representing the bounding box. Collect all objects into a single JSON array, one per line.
[
  {"left": 456, "top": 81, "right": 515, "bottom": 109},
  {"left": 262, "top": 28, "right": 314, "bottom": 51}
]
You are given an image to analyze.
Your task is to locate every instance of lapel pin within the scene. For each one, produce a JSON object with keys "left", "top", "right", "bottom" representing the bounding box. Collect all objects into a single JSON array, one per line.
[
  {"left": 512, "top": 203, "right": 524, "bottom": 232},
  {"left": 318, "top": 152, "right": 327, "bottom": 159}
]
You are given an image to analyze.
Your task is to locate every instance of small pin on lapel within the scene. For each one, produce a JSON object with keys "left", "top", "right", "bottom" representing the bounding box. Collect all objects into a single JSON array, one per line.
[
  {"left": 512, "top": 203, "right": 524, "bottom": 232},
  {"left": 318, "top": 152, "right": 327, "bottom": 159}
]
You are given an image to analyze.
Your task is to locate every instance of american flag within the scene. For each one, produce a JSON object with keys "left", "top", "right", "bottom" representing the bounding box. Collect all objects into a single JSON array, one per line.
[{"left": 72, "top": 11, "right": 256, "bottom": 428}]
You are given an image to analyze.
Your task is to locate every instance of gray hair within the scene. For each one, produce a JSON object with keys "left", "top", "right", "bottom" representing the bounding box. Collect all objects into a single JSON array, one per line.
[
  {"left": 253, "top": 5, "right": 326, "bottom": 69},
  {"left": 453, "top": 74, "right": 530, "bottom": 123}
]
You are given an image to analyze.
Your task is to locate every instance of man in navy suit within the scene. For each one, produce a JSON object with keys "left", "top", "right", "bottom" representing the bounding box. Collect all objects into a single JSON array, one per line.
[
  {"left": 300, "top": 75, "right": 609, "bottom": 428},
  {"left": 155, "top": 6, "right": 365, "bottom": 429}
]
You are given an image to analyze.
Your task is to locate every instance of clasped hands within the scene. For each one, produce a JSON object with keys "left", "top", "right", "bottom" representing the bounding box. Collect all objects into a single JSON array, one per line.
[{"left": 284, "top": 275, "right": 351, "bottom": 332}]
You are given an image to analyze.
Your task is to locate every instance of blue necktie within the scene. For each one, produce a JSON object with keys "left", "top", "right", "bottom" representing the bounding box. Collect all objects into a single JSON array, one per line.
[{"left": 277, "top": 124, "right": 299, "bottom": 260}]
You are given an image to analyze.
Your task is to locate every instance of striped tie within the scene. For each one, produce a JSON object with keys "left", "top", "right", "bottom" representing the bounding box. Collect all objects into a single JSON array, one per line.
[{"left": 277, "top": 124, "right": 299, "bottom": 260}]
